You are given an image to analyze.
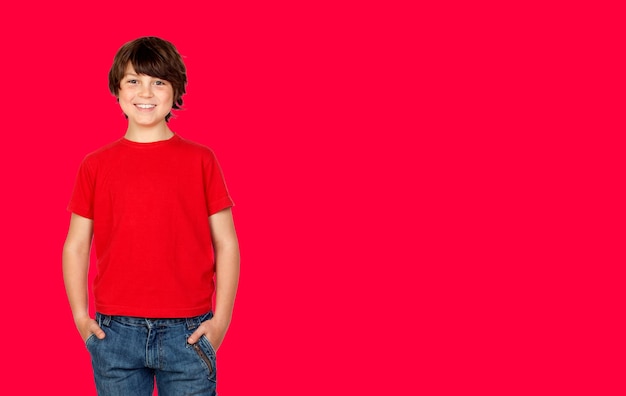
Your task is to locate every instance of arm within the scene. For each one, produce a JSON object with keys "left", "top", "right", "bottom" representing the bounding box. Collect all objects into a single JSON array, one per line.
[
  {"left": 62, "top": 213, "right": 105, "bottom": 342},
  {"left": 188, "top": 207, "right": 240, "bottom": 350}
]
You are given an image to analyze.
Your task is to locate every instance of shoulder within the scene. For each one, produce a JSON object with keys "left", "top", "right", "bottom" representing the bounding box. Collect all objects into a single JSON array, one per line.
[
  {"left": 83, "top": 139, "right": 125, "bottom": 162},
  {"left": 176, "top": 135, "right": 219, "bottom": 160}
]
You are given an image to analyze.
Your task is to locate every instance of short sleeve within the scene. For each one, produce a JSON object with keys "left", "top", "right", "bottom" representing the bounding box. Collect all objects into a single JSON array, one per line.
[
  {"left": 67, "top": 158, "right": 95, "bottom": 219},
  {"left": 204, "top": 150, "right": 234, "bottom": 216}
]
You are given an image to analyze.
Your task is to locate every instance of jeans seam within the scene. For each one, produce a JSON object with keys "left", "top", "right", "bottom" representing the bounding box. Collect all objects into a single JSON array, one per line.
[{"left": 190, "top": 342, "right": 214, "bottom": 375}]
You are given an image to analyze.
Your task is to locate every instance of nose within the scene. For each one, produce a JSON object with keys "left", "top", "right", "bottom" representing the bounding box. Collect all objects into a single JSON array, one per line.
[{"left": 138, "top": 83, "right": 153, "bottom": 98}]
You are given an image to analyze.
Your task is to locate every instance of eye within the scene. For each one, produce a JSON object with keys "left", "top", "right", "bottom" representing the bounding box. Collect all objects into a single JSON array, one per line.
[
  {"left": 154, "top": 80, "right": 166, "bottom": 86},
  {"left": 127, "top": 79, "right": 138, "bottom": 84}
]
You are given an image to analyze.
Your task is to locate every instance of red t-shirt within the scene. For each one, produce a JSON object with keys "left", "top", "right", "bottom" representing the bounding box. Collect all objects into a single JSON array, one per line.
[{"left": 68, "top": 134, "right": 234, "bottom": 318}]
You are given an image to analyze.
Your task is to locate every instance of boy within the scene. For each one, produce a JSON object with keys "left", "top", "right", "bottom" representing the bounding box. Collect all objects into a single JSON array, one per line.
[{"left": 62, "top": 36, "right": 239, "bottom": 396}]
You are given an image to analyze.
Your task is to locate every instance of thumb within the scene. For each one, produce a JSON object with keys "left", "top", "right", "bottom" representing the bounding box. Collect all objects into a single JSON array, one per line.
[
  {"left": 187, "top": 328, "right": 204, "bottom": 344},
  {"left": 91, "top": 322, "right": 106, "bottom": 340}
]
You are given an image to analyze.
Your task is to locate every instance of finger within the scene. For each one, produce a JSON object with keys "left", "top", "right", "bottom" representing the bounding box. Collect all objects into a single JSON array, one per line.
[
  {"left": 187, "top": 328, "right": 204, "bottom": 344},
  {"left": 90, "top": 322, "right": 106, "bottom": 339}
]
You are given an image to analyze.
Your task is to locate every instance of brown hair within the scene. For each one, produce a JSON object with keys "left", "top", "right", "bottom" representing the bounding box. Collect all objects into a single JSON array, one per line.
[{"left": 108, "top": 37, "right": 187, "bottom": 121}]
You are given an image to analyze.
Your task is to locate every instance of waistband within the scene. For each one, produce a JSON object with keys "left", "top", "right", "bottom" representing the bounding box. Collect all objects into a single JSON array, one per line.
[{"left": 95, "top": 311, "right": 213, "bottom": 330}]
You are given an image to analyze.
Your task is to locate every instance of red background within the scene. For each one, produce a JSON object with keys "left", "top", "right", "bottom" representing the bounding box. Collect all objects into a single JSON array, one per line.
[{"left": 0, "top": 1, "right": 624, "bottom": 395}]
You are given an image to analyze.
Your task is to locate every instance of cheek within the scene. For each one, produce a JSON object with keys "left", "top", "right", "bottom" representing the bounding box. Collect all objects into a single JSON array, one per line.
[
  {"left": 118, "top": 95, "right": 131, "bottom": 107},
  {"left": 117, "top": 92, "right": 129, "bottom": 104},
  {"left": 162, "top": 93, "right": 175, "bottom": 107}
]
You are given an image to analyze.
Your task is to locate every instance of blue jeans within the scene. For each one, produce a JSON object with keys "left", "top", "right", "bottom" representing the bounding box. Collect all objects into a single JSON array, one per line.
[{"left": 86, "top": 312, "right": 217, "bottom": 395}]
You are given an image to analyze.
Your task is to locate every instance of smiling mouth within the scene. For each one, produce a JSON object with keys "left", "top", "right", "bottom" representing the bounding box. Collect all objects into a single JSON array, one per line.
[{"left": 135, "top": 104, "right": 156, "bottom": 109}]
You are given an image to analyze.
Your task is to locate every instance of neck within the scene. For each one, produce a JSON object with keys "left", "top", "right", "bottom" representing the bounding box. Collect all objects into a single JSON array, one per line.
[{"left": 125, "top": 123, "right": 174, "bottom": 143}]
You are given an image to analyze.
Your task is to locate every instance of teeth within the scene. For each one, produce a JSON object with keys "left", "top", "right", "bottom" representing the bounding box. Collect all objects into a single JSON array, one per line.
[{"left": 136, "top": 104, "right": 156, "bottom": 109}]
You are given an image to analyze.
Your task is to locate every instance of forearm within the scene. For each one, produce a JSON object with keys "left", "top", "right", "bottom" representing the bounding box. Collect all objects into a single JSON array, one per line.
[
  {"left": 62, "top": 247, "right": 91, "bottom": 322},
  {"left": 194, "top": 208, "right": 240, "bottom": 348},
  {"left": 187, "top": 242, "right": 239, "bottom": 348},
  {"left": 213, "top": 243, "right": 240, "bottom": 329}
]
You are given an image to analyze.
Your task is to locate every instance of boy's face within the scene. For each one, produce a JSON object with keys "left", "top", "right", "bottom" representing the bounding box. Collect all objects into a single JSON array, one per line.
[{"left": 118, "top": 63, "right": 174, "bottom": 128}]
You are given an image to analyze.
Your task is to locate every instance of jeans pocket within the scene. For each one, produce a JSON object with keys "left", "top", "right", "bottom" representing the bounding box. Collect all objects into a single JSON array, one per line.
[
  {"left": 85, "top": 334, "right": 96, "bottom": 347},
  {"left": 190, "top": 340, "right": 215, "bottom": 375}
]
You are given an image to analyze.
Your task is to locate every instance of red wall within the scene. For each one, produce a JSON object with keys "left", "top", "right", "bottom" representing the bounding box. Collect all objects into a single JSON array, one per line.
[{"left": 0, "top": 1, "right": 623, "bottom": 395}]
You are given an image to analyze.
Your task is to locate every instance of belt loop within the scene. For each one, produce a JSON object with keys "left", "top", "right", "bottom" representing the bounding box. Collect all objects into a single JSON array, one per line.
[
  {"left": 100, "top": 314, "right": 112, "bottom": 327},
  {"left": 185, "top": 316, "right": 200, "bottom": 330}
]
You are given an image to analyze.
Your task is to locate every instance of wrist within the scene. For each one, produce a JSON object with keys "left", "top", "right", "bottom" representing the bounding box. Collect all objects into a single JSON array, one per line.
[
  {"left": 73, "top": 312, "right": 91, "bottom": 324},
  {"left": 211, "top": 313, "right": 231, "bottom": 329}
]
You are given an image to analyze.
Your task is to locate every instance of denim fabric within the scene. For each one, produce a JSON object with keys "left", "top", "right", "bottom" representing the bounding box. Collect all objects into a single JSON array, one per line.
[{"left": 86, "top": 311, "right": 217, "bottom": 396}]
